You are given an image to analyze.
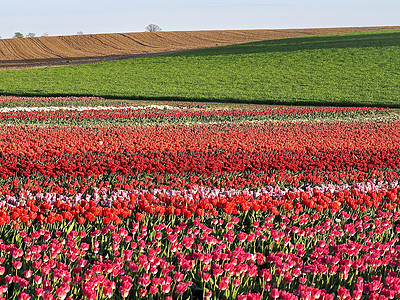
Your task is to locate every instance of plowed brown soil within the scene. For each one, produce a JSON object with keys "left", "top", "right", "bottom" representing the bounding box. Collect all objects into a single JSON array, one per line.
[{"left": 1, "top": 26, "right": 399, "bottom": 70}]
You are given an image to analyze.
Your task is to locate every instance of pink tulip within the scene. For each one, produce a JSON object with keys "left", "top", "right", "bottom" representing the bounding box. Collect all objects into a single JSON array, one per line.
[
  {"left": 337, "top": 286, "right": 351, "bottom": 299},
  {"left": 17, "top": 292, "right": 30, "bottom": 300},
  {"left": 353, "top": 290, "right": 363, "bottom": 300},
  {"left": 270, "top": 288, "right": 280, "bottom": 299},
  {"left": 149, "top": 286, "right": 158, "bottom": 295},
  {"left": 233, "top": 278, "right": 241, "bottom": 287},
  {"left": 43, "top": 292, "right": 55, "bottom": 300},
  {"left": 161, "top": 283, "right": 171, "bottom": 293},
  {"left": 202, "top": 272, "right": 211, "bottom": 282},
  {"left": 41, "top": 265, "right": 51, "bottom": 275},
  {"left": 4, "top": 275, "right": 13, "bottom": 284},
  {"left": 118, "top": 287, "right": 129, "bottom": 298},
  {"left": 0, "top": 286, "right": 8, "bottom": 295},
  {"left": 176, "top": 282, "right": 189, "bottom": 294},
  {"left": 18, "top": 279, "right": 29, "bottom": 288},
  {"left": 139, "top": 288, "right": 147, "bottom": 297},
  {"left": 174, "top": 271, "right": 184, "bottom": 282},
  {"left": 34, "top": 275, "right": 42, "bottom": 285},
  {"left": 35, "top": 288, "right": 44, "bottom": 297},
  {"left": 367, "top": 280, "right": 384, "bottom": 293},
  {"left": 138, "top": 274, "right": 151, "bottom": 287},
  {"left": 13, "top": 260, "right": 22, "bottom": 270},
  {"left": 55, "top": 287, "right": 68, "bottom": 300}
]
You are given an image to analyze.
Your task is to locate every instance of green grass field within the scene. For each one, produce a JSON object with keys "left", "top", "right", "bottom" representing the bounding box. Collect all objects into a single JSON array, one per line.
[{"left": 1, "top": 30, "right": 400, "bottom": 107}]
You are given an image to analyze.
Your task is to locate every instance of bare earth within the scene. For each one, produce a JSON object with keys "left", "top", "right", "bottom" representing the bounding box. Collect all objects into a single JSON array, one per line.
[{"left": 1, "top": 26, "right": 399, "bottom": 70}]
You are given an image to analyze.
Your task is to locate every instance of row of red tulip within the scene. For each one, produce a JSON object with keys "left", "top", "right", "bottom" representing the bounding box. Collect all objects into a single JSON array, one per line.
[
  {"left": 0, "top": 149, "right": 398, "bottom": 199},
  {"left": 1, "top": 121, "right": 399, "bottom": 158},
  {"left": 1, "top": 183, "right": 400, "bottom": 228},
  {"left": 0, "top": 105, "right": 387, "bottom": 125}
]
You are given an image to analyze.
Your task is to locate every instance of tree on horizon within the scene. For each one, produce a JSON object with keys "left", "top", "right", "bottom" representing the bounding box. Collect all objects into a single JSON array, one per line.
[
  {"left": 145, "top": 24, "right": 162, "bottom": 32},
  {"left": 13, "top": 32, "right": 24, "bottom": 38}
]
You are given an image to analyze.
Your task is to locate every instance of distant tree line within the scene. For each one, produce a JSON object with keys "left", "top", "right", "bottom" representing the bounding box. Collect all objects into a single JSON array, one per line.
[
  {"left": 10, "top": 32, "right": 83, "bottom": 39},
  {"left": 12, "top": 32, "right": 45, "bottom": 38},
  {"left": 3, "top": 26, "right": 162, "bottom": 39}
]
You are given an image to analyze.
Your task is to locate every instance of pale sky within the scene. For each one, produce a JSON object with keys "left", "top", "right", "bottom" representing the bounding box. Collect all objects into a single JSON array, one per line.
[{"left": 0, "top": 0, "right": 399, "bottom": 38}]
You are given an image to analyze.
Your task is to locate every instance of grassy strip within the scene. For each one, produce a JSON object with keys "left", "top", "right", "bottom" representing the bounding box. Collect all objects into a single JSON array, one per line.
[{"left": 0, "top": 30, "right": 400, "bottom": 107}]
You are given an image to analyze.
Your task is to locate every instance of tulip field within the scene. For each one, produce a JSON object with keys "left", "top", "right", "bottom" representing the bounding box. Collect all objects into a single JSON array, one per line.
[{"left": 1, "top": 96, "right": 400, "bottom": 300}]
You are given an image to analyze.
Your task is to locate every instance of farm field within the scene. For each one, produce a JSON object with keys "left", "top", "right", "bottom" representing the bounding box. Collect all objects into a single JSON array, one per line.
[
  {"left": 0, "top": 30, "right": 400, "bottom": 107},
  {"left": 1, "top": 26, "right": 398, "bottom": 70},
  {"left": 1, "top": 96, "right": 400, "bottom": 299}
]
